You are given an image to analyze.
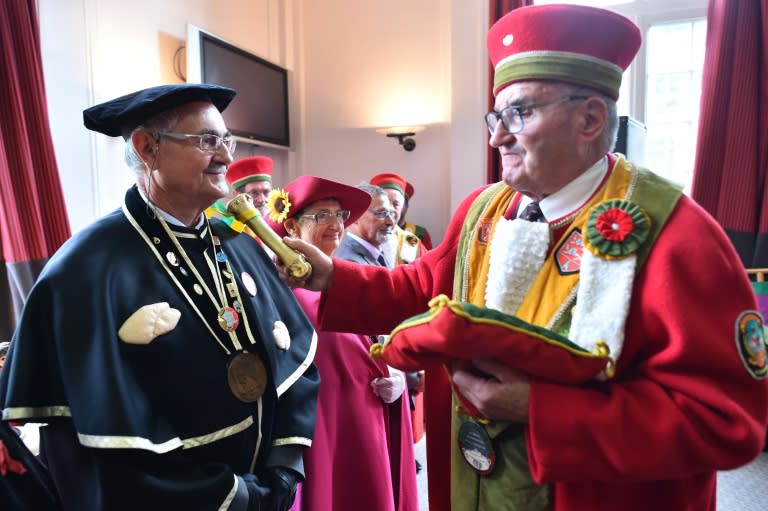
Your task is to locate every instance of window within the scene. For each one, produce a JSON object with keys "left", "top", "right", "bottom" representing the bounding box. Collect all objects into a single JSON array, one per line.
[
  {"left": 534, "top": 0, "right": 708, "bottom": 192},
  {"left": 643, "top": 18, "right": 707, "bottom": 192}
]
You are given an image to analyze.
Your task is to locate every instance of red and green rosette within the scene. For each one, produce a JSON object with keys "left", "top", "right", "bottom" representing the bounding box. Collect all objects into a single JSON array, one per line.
[{"left": 583, "top": 199, "right": 651, "bottom": 259}]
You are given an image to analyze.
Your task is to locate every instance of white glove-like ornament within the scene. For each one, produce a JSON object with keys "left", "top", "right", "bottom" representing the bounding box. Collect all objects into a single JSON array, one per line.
[{"left": 370, "top": 366, "right": 406, "bottom": 404}]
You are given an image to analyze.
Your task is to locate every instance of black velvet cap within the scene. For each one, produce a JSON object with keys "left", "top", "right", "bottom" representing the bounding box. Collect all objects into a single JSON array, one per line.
[{"left": 83, "top": 83, "right": 236, "bottom": 139}]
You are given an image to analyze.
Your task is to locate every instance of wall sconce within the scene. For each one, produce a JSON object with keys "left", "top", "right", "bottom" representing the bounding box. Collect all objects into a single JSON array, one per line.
[{"left": 376, "top": 126, "right": 426, "bottom": 152}]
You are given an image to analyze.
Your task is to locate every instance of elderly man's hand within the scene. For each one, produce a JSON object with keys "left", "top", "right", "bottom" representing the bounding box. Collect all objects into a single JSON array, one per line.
[
  {"left": 279, "top": 237, "right": 333, "bottom": 291},
  {"left": 451, "top": 359, "right": 531, "bottom": 422}
]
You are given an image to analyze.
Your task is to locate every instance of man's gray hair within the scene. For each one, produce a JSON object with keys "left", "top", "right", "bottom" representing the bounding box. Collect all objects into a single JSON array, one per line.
[
  {"left": 356, "top": 182, "right": 388, "bottom": 200},
  {"left": 551, "top": 82, "right": 619, "bottom": 154},
  {"left": 124, "top": 110, "right": 180, "bottom": 172}
]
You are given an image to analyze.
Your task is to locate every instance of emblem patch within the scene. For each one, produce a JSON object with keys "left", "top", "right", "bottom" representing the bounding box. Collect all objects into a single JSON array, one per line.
[
  {"left": 555, "top": 229, "right": 584, "bottom": 275},
  {"left": 477, "top": 221, "right": 493, "bottom": 244},
  {"left": 735, "top": 310, "right": 767, "bottom": 380}
]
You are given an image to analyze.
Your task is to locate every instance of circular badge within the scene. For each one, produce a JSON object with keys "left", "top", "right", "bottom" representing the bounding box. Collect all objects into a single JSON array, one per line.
[
  {"left": 457, "top": 420, "right": 495, "bottom": 475},
  {"left": 217, "top": 306, "right": 240, "bottom": 332},
  {"left": 193, "top": 283, "right": 204, "bottom": 296},
  {"left": 227, "top": 351, "right": 268, "bottom": 403},
  {"left": 241, "top": 272, "right": 257, "bottom": 296},
  {"left": 273, "top": 320, "right": 291, "bottom": 351}
]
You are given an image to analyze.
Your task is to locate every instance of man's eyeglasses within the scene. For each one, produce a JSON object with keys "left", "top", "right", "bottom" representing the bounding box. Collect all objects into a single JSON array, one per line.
[
  {"left": 159, "top": 131, "right": 237, "bottom": 154},
  {"left": 246, "top": 190, "right": 270, "bottom": 200},
  {"left": 300, "top": 209, "right": 351, "bottom": 225},
  {"left": 368, "top": 209, "right": 397, "bottom": 221},
  {"left": 485, "top": 95, "right": 589, "bottom": 135}
]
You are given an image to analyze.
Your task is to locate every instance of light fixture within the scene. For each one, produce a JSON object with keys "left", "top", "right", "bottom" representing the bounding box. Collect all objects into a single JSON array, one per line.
[{"left": 376, "top": 126, "right": 426, "bottom": 152}]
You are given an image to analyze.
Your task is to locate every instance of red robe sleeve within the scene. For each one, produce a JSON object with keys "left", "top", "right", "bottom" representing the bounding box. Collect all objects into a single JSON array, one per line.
[{"left": 526, "top": 196, "right": 768, "bottom": 508}]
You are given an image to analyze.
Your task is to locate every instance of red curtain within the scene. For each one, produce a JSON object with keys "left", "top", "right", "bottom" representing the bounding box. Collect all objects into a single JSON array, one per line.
[
  {"left": 691, "top": 0, "right": 768, "bottom": 268},
  {"left": 0, "top": 0, "right": 71, "bottom": 340},
  {"left": 487, "top": 0, "right": 533, "bottom": 184}
]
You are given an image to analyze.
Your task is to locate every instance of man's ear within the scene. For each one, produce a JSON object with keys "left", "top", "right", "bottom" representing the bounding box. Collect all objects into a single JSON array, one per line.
[
  {"left": 580, "top": 97, "right": 608, "bottom": 142},
  {"left": 132, "top": 130, "right": 159, "bottom": 164}
]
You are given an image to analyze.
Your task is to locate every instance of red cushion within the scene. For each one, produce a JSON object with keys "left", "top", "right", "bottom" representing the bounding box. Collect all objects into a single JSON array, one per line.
[
  {"left": 372, "top": 295, "right": 613, "bottom": 418},
  {"left": 373, "top": 294, "right": 612, "bottom": 381}
]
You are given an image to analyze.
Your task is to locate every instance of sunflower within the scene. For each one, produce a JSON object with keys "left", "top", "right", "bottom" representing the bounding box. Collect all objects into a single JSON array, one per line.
[{"left": 266, "top": 188, "right": 291, "bottom": 223}]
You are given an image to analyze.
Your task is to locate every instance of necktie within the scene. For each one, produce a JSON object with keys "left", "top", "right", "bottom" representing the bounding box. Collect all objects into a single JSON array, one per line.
[
  {"left": 377, "top": 253, "right": 388, "bottom": 267},
  {"left": 519, "top": 202, "right": 545, "bottom": 222}
]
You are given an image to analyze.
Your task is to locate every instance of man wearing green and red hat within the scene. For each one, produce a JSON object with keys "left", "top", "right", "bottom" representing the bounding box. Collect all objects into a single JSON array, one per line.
[
  {"left": 400, "top": 181, "right": 433, "bottom": 250},
  {"left": 283, "top": 4, "right": 768, "bottom": 511},
  {"left": 227, "top": 156, "right": 274, "bottom": 215},
  {"left": 206, "top": 156, "right": 274, "bottom": 240},
  {"left": 370, "top": 172, "right": 426, "bottom": 266}
]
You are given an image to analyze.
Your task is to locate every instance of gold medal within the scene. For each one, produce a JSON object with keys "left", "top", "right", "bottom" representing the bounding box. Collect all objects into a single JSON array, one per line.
[{"left": 227, "top": 351, "right": 267, "bottom": 402}]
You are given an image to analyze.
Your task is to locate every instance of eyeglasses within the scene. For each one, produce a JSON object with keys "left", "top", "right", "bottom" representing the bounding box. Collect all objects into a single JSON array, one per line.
[
  {"left": 300, "top": 209, "right": 351, "bottom": 225},
  {"left": 485, "top": 95, "right": 589, "bottom": 135},
  {"left": 368, "top": 208, "right": 397, "bottom": 221},
  {"left": 159, "top": 131, "right": 237, "bottom": 154},
  {"left": 246, "top": 190, "right": 270, "bottom": 200}
]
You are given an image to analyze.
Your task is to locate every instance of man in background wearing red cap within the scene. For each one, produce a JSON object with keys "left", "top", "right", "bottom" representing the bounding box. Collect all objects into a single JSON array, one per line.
[
  {"left": 369, "top": 172, "right": 426, "bottom": 266},
  {"left": 227, "top": 156, "right": 274, "bottom": 215},
  {"left": 206, "top": 156, "right": 275, "bottom": 245},
  {"left": 399, "top": 181, "right": 433, "bottom": 250},
  {"left": 283, "top": 4, "right": 767, "bottom": 511}
]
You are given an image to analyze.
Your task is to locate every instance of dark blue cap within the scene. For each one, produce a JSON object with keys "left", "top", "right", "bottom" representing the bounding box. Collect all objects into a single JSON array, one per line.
[{"left": 83, "top": 83, "right": 236, "bottom": 139}]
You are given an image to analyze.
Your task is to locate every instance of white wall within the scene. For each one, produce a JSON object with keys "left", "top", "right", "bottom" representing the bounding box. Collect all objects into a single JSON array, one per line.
[{"left": 38, "top": 0, "right": 491, "bottom": 243}]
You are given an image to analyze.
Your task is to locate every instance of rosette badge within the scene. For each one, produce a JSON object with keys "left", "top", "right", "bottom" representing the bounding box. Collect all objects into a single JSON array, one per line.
[
  {"left": 266, "top": 189, "right": 291, "bottom": 223},
  {"left": 584, "top": 199, "right": 651, "bottom": 259}
]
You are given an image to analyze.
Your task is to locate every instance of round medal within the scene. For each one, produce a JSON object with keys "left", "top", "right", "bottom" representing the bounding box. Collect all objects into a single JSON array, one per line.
[
  {"left": 227, "top": 351, "right": 268, "bottom": 402},
  {"left": 457, "top": 420, "right": 496, "bottom": 475},
  {"left": 217, "top": 306, "right": 240, "bottom": 331}
]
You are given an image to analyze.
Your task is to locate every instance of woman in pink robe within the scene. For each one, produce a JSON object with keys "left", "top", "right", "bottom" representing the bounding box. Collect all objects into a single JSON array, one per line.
[{"left": 266, "top": 176, "right": 418, "bottom": 511}]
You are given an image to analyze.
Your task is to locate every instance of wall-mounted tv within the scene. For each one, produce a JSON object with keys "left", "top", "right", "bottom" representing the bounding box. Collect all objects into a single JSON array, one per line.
[{"left": 186, "top": 25, "right": 290, "bottom": 150}]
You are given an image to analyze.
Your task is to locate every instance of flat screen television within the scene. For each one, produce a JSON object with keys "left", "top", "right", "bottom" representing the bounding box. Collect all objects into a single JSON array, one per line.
[{"left": 186, "top": 25, "right": 290, "bottom": 150}]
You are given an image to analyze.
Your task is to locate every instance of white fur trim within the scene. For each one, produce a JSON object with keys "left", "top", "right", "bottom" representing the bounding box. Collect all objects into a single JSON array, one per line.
[
  {"left": 570, "top": 251, "right": 636, "bottom": 362},
  {"left": 485, "top": 219, "right": 550, "bottom": 314}
]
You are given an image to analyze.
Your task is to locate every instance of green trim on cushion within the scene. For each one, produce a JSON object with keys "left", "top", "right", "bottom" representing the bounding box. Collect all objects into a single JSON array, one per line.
[
  {"left": 385, "top": 295, "right": 610, "bottom": 361},
  {"left": 494, "top": 51, "right": 623, "bottom": 99}
]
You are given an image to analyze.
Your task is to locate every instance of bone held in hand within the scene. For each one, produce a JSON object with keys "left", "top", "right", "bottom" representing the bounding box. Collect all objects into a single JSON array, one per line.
[{"left": 226, "top": 194, "right": 312, "bottom": 280}]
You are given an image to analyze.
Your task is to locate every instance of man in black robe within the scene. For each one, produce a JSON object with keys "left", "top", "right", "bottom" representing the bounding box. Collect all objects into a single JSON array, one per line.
[{"left": 0, "top": 83, "right": 319, "bottom": 511}]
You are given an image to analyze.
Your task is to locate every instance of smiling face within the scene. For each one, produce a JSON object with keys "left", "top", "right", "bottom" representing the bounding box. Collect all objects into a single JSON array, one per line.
[
  {"left": 383, "top": 188, "right": 406, "bottom": 224},
  {"left": 136, "top": 101, "right": 234, "bottom": 225},
  {"left": 284, "top": 199, "right": 345, "bottom": 256},
  {"left": 488, "top": 82, "right": 588, "bottom": 201},
  {"left": 242, "top": 180, "right": 272, "bottom": 214},
  {"left": 353, "top": 193, "right": 396, "bottom": 248}
]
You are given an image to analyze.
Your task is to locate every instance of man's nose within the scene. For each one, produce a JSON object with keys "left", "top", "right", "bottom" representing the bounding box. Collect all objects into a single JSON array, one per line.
[{"left": 488, "top": 121, "right": 515, "bottom": 148}]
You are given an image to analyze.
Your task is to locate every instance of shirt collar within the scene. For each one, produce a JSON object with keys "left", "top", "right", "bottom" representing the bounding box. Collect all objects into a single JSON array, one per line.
[
  {"left": 344, "top": 232, "right": 384, "bottom": 261},
  {"left": 517, "top": 156, "right": 608, "bottom": 222},
  {"left": 137, "top": 187, "right": 206, "bottom": 229}
]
